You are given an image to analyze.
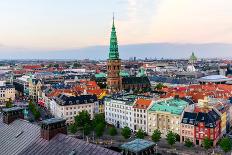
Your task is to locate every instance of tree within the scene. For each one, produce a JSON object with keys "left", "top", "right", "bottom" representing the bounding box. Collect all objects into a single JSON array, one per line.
[
  {"left": 121, "top": 127, "right": 131, "bottom": 139},
  {"left": 5, "top": 99, "right": 13, "bottom": 108},
  {"left": 155, "top": 83, "right": 164, "bottom": 90},
  {"left": 184, "top": 138, "right": 193, "bottom": 148},
  {"left": 109, "top": 126, "right": 117, "bottom": 136},
  {"left": 136, "top": 129, "right": 145, "bottom": 139},
  {"left": 74, "top": 111, "right": 91, "bottom": 136},
  {"left": 68, "top": 124, "right": 77, "bottom": 134},
  {"left": 166, "top": 131, "right": 176, "bottom": 146},
  {"left": 54, "top": 64, "right": 59, "bottom": 68},
  {"left": 219, "top": 137, "right": 232, "bottom": 153},
  {"left": 83, "top": 123, "right": 91, "bottom": 135},
  {"left": 75, "top": 111, "right": 91, "bottom": 127},
  {"left": 152, "top": 129, "right": 161, "bottom": 142},
  {"left": 34, "top": 110, "right": 41, "bottom": 120},
  {"left": 202, "top": 137, "right": 213, "bottom": 150},
  {"left": 95, "top": 122, "right": 105, "bottom": 137},
  {"left": 28, "top": 100, "right": 40, "bottom": 120},
  {"left": 92, "top": 113, "right": 105, "bottom": 128}
]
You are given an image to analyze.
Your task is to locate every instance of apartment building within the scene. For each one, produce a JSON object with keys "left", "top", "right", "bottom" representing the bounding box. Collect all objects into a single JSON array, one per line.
[
  {"left": 105, "top": 94, "right": 136, "bottom": 129},
  {"left": 28, "top": 78, "right": 42, "bottom": 101},
  {"left": 147, "top": 97, "right": 189, "bottom": 137},
  {"left": 133, "top": 98, "right": 152, "bottom": 132},
  {"left": 0, "top": 83, "right": 15, "bottom": 103},
  {"left": 49, "top": 94, "right": 97, "bottom": 124}
]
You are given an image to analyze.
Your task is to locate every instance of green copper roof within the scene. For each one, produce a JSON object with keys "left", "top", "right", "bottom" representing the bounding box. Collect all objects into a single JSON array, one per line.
[
  {"left": 95, "top": 72, "right": 106, "bottom": 78},
  {"left": 120, "top": 70, "right": 129, "bottom": 77},
  {"left": 108, "top": 16, "right": 119, "bottom": 60},
  {"left": 137, "top": 67, "right": 146, "bottom": 77},
  {"left": 149, "top": 98, "right": 188, "bottom": 115},
  {"left": 190, "top": 52, "right": 197, "bottom": 61}
]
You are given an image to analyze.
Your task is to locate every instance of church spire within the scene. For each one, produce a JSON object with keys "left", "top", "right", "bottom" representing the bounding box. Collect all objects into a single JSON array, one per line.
[
  {"left": 112, "top": 12, "right": 115, "bottom": 28},
  {"left": 109, "top": 14, "right": 119, "bottom": 60}
]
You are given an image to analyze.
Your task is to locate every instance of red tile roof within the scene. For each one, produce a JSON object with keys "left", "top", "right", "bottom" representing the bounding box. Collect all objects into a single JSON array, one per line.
[{"left": 133, "top": 98, "right": 152, "bottom": 109}]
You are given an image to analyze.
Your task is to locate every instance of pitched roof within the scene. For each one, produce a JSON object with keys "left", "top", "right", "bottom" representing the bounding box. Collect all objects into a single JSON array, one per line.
[
  {"left": 133, "top": 98, "right": 152, "bottom": 109},
  {"left": 55, "top": 94, "right": 98, "bottom": 106},
  {"left": 20, "top": 133, "right": 121, "bottom": 155},
  {"left": 0, "top": 118, "right": 41, "bottom": 155},
  {"left": 122, "top": 76, "right": 150, "bottom": 85},
  {"left": 181, "top": 112, "right": 197, "bottom": 125},
  {"left": 0, "top": 117, "right": 120, "bottom": 155}
]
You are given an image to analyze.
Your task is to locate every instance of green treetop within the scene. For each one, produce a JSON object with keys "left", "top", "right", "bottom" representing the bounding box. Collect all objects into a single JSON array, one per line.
[{"left": 109, "top": 15, "right": 119, "bottom": 60}]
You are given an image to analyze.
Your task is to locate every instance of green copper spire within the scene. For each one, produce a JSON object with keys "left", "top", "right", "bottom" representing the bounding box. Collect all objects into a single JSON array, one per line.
[{"left": 109, "top": 14, "right": 119, "bottom": 60}]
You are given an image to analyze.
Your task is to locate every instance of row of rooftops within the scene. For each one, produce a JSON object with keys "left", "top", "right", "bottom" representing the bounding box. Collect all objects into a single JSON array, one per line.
[
  {"left": 54, "top": 94, "right": 98, "bottom": 106},
  {"left": 182, "top": 109, "right": 220, "bottom": 128},
  {"left": 161, "top": 83, "right": 232, "bottom": 102},
  {"left": 106, "top": 94, "right": 192, "bottom": 115}
]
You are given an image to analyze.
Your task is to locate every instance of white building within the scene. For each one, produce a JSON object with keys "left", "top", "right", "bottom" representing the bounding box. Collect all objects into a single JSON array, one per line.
[
  {"left": 105, "top": 94, "right": 135, "bottom": 129},
  {"left": 49, "top": 94, "right": 97, "bottom": 124},
  {"left": 132, "top": 98, "right": 152, "bottom": 132}
]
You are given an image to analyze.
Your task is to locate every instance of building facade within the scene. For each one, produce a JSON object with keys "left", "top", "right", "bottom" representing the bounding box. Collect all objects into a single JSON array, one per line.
[
  {"left": 28, "top": 78, "right": 42, "bottom": 101},
  {"left": 49, "top": 94, "right": 97, "bottom": 124},
  {"left": 0, "top": 83, "right": 15, "bottom": 103},
  {"left": 133, "top": 98, "right": 152, "bottom": 132},
  {"left": 105, "top": 94, "right": 135, "bottom": 129},
  {"left": 147, "top": 98, "right": 189, "bottom": 137}
]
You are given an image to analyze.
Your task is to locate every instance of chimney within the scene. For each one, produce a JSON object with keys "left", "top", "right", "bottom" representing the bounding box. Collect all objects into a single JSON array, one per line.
[
  {"left": 40, "top": 118, "right": 67, "bottom": 140},
  {"left": 2, "top": 107, "right": 24, "bottom": 124},
  {"left": 174, "top": 95, "right": 180, "bottom": 99}
]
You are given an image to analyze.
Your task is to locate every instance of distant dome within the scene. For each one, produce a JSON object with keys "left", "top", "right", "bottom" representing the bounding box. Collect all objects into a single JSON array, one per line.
[
  {"left": 189, "top": 52, "right": 197, "bottom": 64},
  {"left": 186, "top": 65, "right": 196, "bottom": 72}
]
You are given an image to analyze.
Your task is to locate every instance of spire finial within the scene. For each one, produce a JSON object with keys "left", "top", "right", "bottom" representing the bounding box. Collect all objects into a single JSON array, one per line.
[{"left": 112, "top": 12, "right": 115, "bottom": 26}]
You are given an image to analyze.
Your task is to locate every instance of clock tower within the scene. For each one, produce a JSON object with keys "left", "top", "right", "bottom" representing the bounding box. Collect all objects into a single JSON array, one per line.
[{"left": 107, "top": 15, "right": 122, "bottom": 93}]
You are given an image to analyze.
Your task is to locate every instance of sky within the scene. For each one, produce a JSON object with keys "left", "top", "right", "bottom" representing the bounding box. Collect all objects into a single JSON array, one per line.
[{"left": 0, "top": 0, "right": 232, "bottom": 51}]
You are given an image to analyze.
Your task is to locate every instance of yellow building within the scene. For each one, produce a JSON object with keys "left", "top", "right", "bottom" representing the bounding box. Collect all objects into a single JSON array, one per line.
[
  {"left": 0, "top": 84, "right": 15, "bottom": 103},
  {"left": 29, "top": 78, "right": 42, "bottom": 101},
  {"left": 147, "top": 98, "right": 189, "bottom": 137}
]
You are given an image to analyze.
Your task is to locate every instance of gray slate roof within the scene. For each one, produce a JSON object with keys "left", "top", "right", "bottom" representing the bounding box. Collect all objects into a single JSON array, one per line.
[
  {"left": 0, "top": 118, "right": 41, "bottom": 155},
  {"left": 0, "top": 117, "right": 120, "bottom": 155},
  {"left": 19, "top": 134, "right": 120, "bottom": 155}
]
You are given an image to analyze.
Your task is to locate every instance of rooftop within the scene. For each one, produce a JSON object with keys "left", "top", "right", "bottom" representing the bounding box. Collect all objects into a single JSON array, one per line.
[
  {"left": 198, "top": 75, "right": 232, "bottom": 82},
  {"left": 2, "top": 107, "right": 23, "bottom": 113},
  {"left": 133, "top": 98, "right": 152, "bottom": 109},
  {"left": 41, "top": 118, "right": 65, "bottom": 125},
  {"left": 0, "top": 116, "right": 120, "bottom": 155},
  {"left": 149, "top": 98, "right": 189, "bottom": 115},
  {"left": 121, "top": 139, "right": 155, "bottom": 153},
  {"left": 55, "top": 94, "right": 98, "bottom": 106}
]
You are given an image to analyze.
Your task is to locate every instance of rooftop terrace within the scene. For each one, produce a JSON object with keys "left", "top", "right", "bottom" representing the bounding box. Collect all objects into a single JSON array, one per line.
[{"left": 149, "top": 98, "right": 188, "bottom": 115}]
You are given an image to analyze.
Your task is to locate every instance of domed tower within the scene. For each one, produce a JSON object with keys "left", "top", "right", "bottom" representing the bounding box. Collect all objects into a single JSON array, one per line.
[
  {"left": 189, "top": 52, "right": 197, "bottom": 64},
  {"left": 107, "top": 15, "right": 122, "bottom": 93}
]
